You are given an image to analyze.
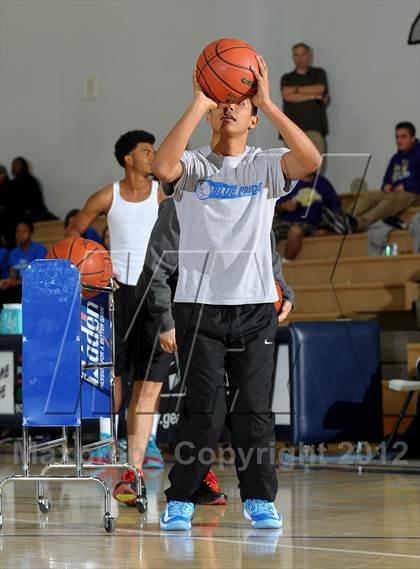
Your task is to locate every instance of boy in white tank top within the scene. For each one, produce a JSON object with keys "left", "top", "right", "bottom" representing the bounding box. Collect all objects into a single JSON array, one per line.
[{"left": 66, "top": 130, "right": 164, "bottom": 493}]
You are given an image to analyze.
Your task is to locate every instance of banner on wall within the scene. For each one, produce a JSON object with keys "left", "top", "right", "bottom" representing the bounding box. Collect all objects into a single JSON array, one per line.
[{"left": 0, "top": 351, "right": 15, "bottom": 415}]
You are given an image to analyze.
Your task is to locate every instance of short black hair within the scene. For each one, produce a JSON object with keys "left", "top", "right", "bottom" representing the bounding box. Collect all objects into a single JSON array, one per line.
[
  {"left": 64, "top": 209, "right": 80, "bottom": 229},
  {"left": 12, "top": 156, "right": 30, "bottom": 175},
  {"left": 251, "top": 103, "right": 258, "bottom": 116},
  {"left": 292, "top": 42, "right": 311, "bottom": 52},
  {"left": 114, "top": 130, "right": 155, "bottom": 167},
  {"left": 16, "top": 219, "right": 34, "bottom": 233},
  {"left": 395, "top": 122, "right": 416, "bottom": 137}
]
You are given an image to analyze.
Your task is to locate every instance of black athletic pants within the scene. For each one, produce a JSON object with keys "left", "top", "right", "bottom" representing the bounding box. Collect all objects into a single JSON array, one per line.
[{"left": 165, "top": 302, "right": 278, "bottom": 503}]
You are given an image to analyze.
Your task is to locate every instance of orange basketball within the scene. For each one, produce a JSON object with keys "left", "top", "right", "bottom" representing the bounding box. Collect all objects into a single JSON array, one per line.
[
  {"left": 274, "top": 281, "right": 283, "bottom": 314},
  {"left": 46, "top": 237, "right": 112, "bottom": 290},
  {"left": 196, "top": 38, "right": 258, "bottom": 103}
]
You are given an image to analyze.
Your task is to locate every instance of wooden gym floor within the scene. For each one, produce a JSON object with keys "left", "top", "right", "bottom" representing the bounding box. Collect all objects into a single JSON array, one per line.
[{"left": 0, "top": 455, "right": 419, "bottom": 568}]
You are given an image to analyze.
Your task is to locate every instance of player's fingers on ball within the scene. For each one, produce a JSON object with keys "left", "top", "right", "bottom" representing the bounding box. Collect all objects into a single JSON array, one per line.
[
  {"left": 260, "top": 60, "right": 269, "bottom": 80},
  {"left": 250, "top": 64, "right": 261, "bottom": 80},
  {"left": 256, "top": 54, "right": 265, "bottom": 73}
]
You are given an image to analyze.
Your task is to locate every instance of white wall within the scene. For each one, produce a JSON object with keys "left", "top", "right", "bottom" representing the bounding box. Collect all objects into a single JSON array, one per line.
[
  {"left": 0, "top": 0, "right": 219, "bottom": 216},
  {"left": 214, "top": 0, "right": 420, "bottom": 194},
  {"left": 0, "top": 0, "right": 419, "bottom": 217}
]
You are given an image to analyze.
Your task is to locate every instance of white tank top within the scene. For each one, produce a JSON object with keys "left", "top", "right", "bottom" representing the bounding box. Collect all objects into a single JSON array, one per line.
[{"left": 108, "top": 180, "right": 159, "bottom": 285}]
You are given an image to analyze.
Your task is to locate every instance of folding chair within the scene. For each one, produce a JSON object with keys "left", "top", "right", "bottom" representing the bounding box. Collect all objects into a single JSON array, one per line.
[{"left": 386, "top": 357, "right": 420, "bottom": 454}]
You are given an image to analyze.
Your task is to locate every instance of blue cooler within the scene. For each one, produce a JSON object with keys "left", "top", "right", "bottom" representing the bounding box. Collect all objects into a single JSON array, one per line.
[{"left": 0, "top": 304, "right": 23, "bottom": 335}]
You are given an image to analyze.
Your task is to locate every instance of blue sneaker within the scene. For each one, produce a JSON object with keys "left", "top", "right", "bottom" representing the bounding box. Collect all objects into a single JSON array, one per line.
[
  {"left": 244, "top": 499, "right": 282, "bottom": 529},
  {"left": 160, "top": 501, "right": 195, "bottom": 531},
  {"left": 143, "top": 435, "right": 164, "bottom": 469}
]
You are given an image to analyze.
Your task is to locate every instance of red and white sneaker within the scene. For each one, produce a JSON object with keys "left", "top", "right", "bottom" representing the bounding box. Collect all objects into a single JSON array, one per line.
[
  {"left": 194, "top": 469, "right": 228, "bottom": 505},
  {"left": 113, "top": 468, "right": 146, "bottom": 507}
]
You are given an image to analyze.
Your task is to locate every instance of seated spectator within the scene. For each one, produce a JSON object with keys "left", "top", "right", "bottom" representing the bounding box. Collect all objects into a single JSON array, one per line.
[
  {"left": 0, "top": 164, "right": 11, "bottom": 207},
  {"left": 0, "top": 238, "right": 9, "bottom": 279},
  {"left": 0, "top": 165, "right": 15, "bottom": 248},
  {"left": 273, "top": 173, "right": 342, "bottom": 260},
  {"left": 343, "top": 122, "right": 420, "bottom": 232},
  {"left": 64, "top": 209, "right": 102, "bottom": 244},
  {"left": 10, "top": 156, "right": 56, "bottom": 222},
  {"left": 0, "top": 221, "right": 47, "bottom": 302}
]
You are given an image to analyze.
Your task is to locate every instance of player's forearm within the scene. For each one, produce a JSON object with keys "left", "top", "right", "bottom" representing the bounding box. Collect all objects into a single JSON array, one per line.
[
  {"left": 153, "top": 99, "right": 209, "bottom": 182},
  {"left": 261, "top": 100, "right": 321, "bottom": 171},
  {"left": 65, "top": 226, "right": 81, "bottom": 237},
  {"left": 65, "top": 212, "right": 93, "bottom": 238}
]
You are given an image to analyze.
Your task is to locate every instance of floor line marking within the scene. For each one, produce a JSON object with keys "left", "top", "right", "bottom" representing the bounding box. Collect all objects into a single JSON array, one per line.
[
  {"left": 4, "top": 518, "right": 420, "bottom": 560},
  {"left": 124, "top": 529, "right": 420, "bottom": 560}
]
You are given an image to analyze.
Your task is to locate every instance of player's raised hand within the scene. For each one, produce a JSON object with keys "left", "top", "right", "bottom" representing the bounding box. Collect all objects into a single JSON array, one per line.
[
  {"left": 193, "top": 68, "right": 217, "bottom": 110},
  {"left": 250, "top": 55, "right": 272, "bottom": 109}
]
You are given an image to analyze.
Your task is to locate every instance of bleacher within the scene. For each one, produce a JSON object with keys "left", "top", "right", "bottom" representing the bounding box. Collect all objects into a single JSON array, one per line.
[
  {"left": 278, "top": 194, "right": 420, "bottom": 433},
  {"left": 32, "top": 217, "right": 107, "bottom": 250}
]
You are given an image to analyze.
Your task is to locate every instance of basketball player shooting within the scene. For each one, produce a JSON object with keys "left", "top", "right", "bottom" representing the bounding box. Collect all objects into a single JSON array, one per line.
[{"left": 152, "top": 54, "right": 321, "bottom": 530}]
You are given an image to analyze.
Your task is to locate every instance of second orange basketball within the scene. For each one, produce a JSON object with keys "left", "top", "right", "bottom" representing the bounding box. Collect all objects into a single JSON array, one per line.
[
  {"left": 46, "top": 237, "right": 112, "bottom": 289},
  {"left": 196, "top": 38, "right": 258, "bottom": 103}
]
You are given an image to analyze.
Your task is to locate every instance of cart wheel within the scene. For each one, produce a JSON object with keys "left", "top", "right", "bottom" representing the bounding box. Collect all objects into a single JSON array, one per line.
[
  {"left": 104, "top": 514, "right": 116, "bottom": 533},
  {"left": 38, "top": 499, "right": 51, "bottom": 514},
  {"left": 136, "top": 497, "right": 148, "bottom": 514}
]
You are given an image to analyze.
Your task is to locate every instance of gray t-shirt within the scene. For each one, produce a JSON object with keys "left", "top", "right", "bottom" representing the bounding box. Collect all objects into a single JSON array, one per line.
[{"left": 167, "top": 145, "right": 294, "bottom": 305}]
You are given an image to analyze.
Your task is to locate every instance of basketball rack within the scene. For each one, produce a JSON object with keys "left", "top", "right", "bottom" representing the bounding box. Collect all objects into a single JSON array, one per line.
[{"left": 0, "top": 259, "right": 147, "bottom": 534}]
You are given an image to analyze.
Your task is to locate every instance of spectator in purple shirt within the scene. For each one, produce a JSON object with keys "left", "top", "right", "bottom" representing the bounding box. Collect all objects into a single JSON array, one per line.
[
  {"left": 342, "top": 122, "right": 420, "bottom": 233},
  {"left": 273, "top": 173, "right": 342, "bottom": 260}
]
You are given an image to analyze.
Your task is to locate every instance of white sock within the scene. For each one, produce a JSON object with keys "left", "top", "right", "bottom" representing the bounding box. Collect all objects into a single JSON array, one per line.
[
  {"left": 99, "top": 416, "right": 119, "bottom": 439},
  {"left": 151, "top": 413, "right": 160, "bottom": 438},
  {"left": 99, "top": 417, "right": 110, "bottom": 439}
]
